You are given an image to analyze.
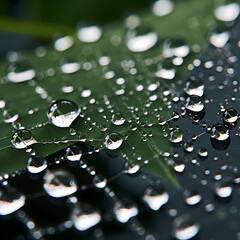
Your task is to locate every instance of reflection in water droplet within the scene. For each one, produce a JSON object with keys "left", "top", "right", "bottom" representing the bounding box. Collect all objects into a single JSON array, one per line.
[
  {"left": 77, "top": 25, "right": 102, "bottom": 43},
  {"left": 54, "top": 36, "right": 74, "bottom": 51},
  {"left": 112, "top": 113, "right": 125, "bottom": 126},
  {"left": 170, "top": 128, "right": 183, "bottom": 143},
  {"left": 163, "top": 37, "right": 190, "bottom": 58},
  {"left": 126, "top": 25, "right": 158, "bottom": 52},
  {"left": 93, "top": 174, "right": 107, "bottom": 188},
  {"left": 0, "top": 188, "right": 25, "bottom": 215},
  {"left": 72, "top": 205, "right": 101, "bottom": 231},
  {"left": 47, "top": 99, "right": 80, "bottom": 128},
  {"left": 104, "top": 133, "right": 123, "bottom": 150},
  {"left": 143, "top": 186, "right": 169, "bottom": 211},
  {"left": 27, "top": 155, "right": 47, "bottom": 173},
  {"left": 7, "top": 62, "right": 36, "bottom": 83},
  {"left": 214, "top": 3, "right": 239, "bottom": 22},
  {"left": 43, "top": 170, "right": 77, "bottom": 198},
  {"left": 114, "top": 201, "right": 138, "bottom": 223},
  {"left": 152, "top": 0, "right": 174, "bottom": 17},
  {"left": 184, "top": 77, "right": 204, "bottom": 97},
  {"left": 183, "top": 190, "right": 201, "bottom": 206},
  {"left": 3, "top": 109, "right": 19, "bottom": 123},
  {"left": 210, "top": 125, "right": 229, "bottom": 141},
  {"left": 172, "top": 214, "right": 200, "bottom": 240},
  {"left": 185, "top": 96, "right": 204, "bottom": 112},
  {"left": 11, "top": 129, "right": 37, "bottom": 149},
  {"left": 215, "top": 182, "right": 232, "bottom": 198},
  {"left": 65, "top": 145, "right": 82, "bottom": 161}
]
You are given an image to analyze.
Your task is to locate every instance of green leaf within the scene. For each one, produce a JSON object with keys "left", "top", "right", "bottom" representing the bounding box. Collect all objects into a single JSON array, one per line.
[{"left": 0, "top": 0, "right": 216, "bottom": 186}]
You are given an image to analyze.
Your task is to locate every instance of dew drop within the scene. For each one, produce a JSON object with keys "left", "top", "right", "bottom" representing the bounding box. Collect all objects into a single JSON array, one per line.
[
  {"left": 209, "top": 28, "right": 230, "bottom": 48},
  {"left": 223, "top": 108, "right": 238, "bottom": 124},
  {"left": 170, "top": 128, "right": 183, "bottom": 143},
  {"left": 65, "top": 145, "right": 82, "bottom": 161},
  {"left": 126, "top": 25, "right": 158, "bottom": 52},
  {"left": 77, "top": 25, "right": 102, "bottom": 43},
  {"left": 104, "top": 133, "right": 123, "bottom": 150},
  {"left": 156, "top": 59, "right": 176, "bottom": 79},
  {"left": 210, "top": 125, "right": 229, "bottom": 141},
  {"left": 7, "top": 62, "right": 36, "bottom": 83},
  {"left": 0, "top": 188, "right": 25, "bottom": 215},
  {"left": 47, "top": 99, "right": 80, "bottom": 128},
  {"left": 183, "top": 190, "right": 201, "bottom": 206},
  {"left": 152, "top": 0, "right": 174, "bottom": 17},
  {"left": 43, "top": 170, "right": 78, "bottom": 198},
  {"left": 27, "top": 155, "right": 47, "bottom": 174},
  {"left": 214, "top": 2, "right": 240, "bottom": 22},
  {"left": 112, "top": 113, "right": 125, "bottom": 126},
  {"left": 54, "top": 36, "right": 74, "bottom": 51},
  {"left": 3, "top": 109, "right": 19, "bottom": 123},
  {"left": 184, "top": 141, "right": 194, "bottom": 153},
  {"left": 198, "top": 148, "right": 208, "bottom": 157},
  {"left": 72, "top": 205, "right": 101, "bottom": 231},
  {"left": 215, "top": 182, "right": 232, "bottom": 198},
  {"left": 143, "top": 186, "right": 169, "bottom": 211},
  {"left": 60, "top": 59, "right": 80, "bottom": 74},
  {"left": 11, "top": 129, "right": 37, "bottom": 149},
  {"left": 185, "top": 96, "right": 204, "bottom": 112},
  {"left": 184, "top": 77, "right": 204, "bottom": 97},
  {"left": 172, "top": 214, "right": 200, "bottom": 240},
  {"left": 93, "top": 174, "right": 107, "bottom": 188}
]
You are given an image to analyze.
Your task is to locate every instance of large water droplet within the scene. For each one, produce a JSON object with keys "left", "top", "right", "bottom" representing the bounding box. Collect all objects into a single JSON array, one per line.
[
  {"left": 143, "top": 186, "right": 169, "bottom": 211},
  {"left": 183, "top": 190, "right": 201, "bottom": 206},
  {"left": 3, "top": 109, "right": 19, "bottom": 123},
  {"left": 172, "top": 214, "right": 200, "bottom": 240},
  {"left": 47, "top": 99, "right": 80, "bottom": 128},
  {"left": 0, "top": 188, "right": 25, "bottom": 215},
  {"left": 104, "top": 133, "right": 123, "bottom": 150},
  {"left": 209, "top": 28, "right": 230, "bottom": 48},
  {"left": 7, "top": 62, "right": 36, "bottom": 83},
  {"left": 113, "top": 201, "right": 138, "bottom": 223},
  {"left": 184, "top": 77, "right": 204, "bottom": 97},
  {"left": 27, "top": 155, "right": 47, "bottom": 173},
  {"left": 152, "top": 0, "right": 174, "bottom": 17},
  {"left": 170, "top": 128, "right": 183, "bottom": 143},
  {"left": 112, "top": 113, "right": 125, "bottom": 126},
  {"left": 72, "top": 205, "right": 101, "bottom": 231},
  {"left": 185, "top": 96, "right": 204, "bottom": 112},
  {"left": 54, "top": 36, "right": 74, "bottom": 52},
  {"left": 65, "top": 145, "right": 82, "bottom": 161},
  {"left": 156, "top": 59, "right": 176, "bottom": 79},
  {"left": 163, "top": 37, "right": 190, "bottom": 58},
  {"left": 223, "top": 108, "right": 238, "bottom": 124},
  {"left": 214, "top": 2, "right": 240, "bottom": 22},
  {"left": 77, "top": 25, "right": 102, "bottom": 43},
  {"left": 126, "top": 25, "right": 158, "bottom": 52},
  {"left": 215, "top": 182, "right": 232, "bottom": 198},
  {"left": 43, "top": 170, "right": 78, "bottom": 198},
  {"left": 210, "top": 125, "right": 229, "bottom": 141},
  {"left": 11, "top": 129, "right": 37, "bottom": 149}
]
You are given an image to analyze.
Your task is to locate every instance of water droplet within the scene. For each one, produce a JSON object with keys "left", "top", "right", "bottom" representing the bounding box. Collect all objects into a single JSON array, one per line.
[
  {"left": 0, "top": 188, "right": 25, "bottom": 215},
  {"left": 163, "top": 37, "right": 190, "bottom": 58},
  {"left": 124, "top": 163, "right": 140, "bottom": 174},
  {"left": 210, "top": 125, "right": 229, "bottom": 141},
  {"left": 215, "top": 182, "right": 232, "bottom": 198},
  {"left": 104, "top": 133, "right": 123, "bottom": 150},
  {"left": 185, "top": 96, "right": 204, "bottom": 112},
  {"left": 60, "top": 59, "right": 80, "bottom": 74},
  {"left": 112, "top": 113, "right": 125, "bottom": 126},
  {"left": 11, "top": 129, "right": 37, "bottom": 149},
  {"left": 143, "top": 186, "right": 169, "bottom": 211},
  {"left": 43, "top": 170, "right": 77, "bottom": 198},
  {"left": 170, "top": 128, "right": 183, "bottom": 143},
  {"left": 214, "top": 2, "right": 239, "bottom": 22},
  {"left": 7, "top": 62, "right": 36, "bottom": 83},
  {"left": 156, "top": 59, "right": 176, "bottom": 79},
  {"left": 27, "top": 155, "right": 47, "bottom": 173},
  {"left": 223, "top": 108, "right": 238, "bottom": 124},
  {"left": 113, "top": 201, "right": 138, "bottom": 223},
  {"left": 72, "top": 205, "right": 101, "bottom": 231},
  {"left": 126, "top": 25, "right": 158, "bottom": 52},
  {"left": 152, "top": 0, "right": 174, "bottom": 17},
  {"left": 198, "top": 148, "right": 208, "bottom": 157},
  {"left": 3, "top": 109, "right": 19, "bottom": 123},
  {"left": 209, "top": 28, "right": 230, "bottom": 48},
  {"left": 184, "top": 141, "right": 194, "bottom": 152},
  {"left": 184, "top": 77, "right": 204, "bottom": 97},
  {"left": 172, "top": 214, "right": 200, "bottom": 240},
  {"left": 47, "top": 99, "right": 80, "bottom": 128},
  {"left": 183, "top": 190, "right": 201, "bottom": 206},
  {"left": 77, "top": 25, "right": 102, "bottom": 43},
  {"left": 65, "top": 145, "right": 82, "bottom": 161},
  {"left": 93, "top": 174, "right": 107, "bottom": 188},
  {"left": 54, "top": 36, "right": 74, "bottom": 51}
]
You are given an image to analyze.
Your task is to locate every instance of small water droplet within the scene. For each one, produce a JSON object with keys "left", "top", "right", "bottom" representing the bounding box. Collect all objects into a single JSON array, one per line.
[
  {"left": 0, "top": 188, "right": 25, "bottom": 215},
  {"left": 3, "top": 109, "right": 19, "bottom": 123},
  {"left": 184, "top": 141, "right": 194, "bottom": 152},
  {"left": 11, "top": 129, "right": 37, "bottom": 149},
  {"left": 152, "top": 0, "right": 174, "bottom": 17},
  {"left": 43, "top": 170, "right": 78, "bottom": 198},
  {"left": 60, "top": 59, "right": 80, "bottom": 74},
  {"left": 54, "top": 36, "right": 74, "bottom": 51},
  {"left": 172, "top": 214, "right": 200, "bottom": 240},
  {"left": 215, "top": 182, "right": 232, "bottom": 198},
  {"left": 93, "top": 174, "right": 107, "bottom": 188},
  {"left": 126, "top": 25, "right": 158, "bottom": 52},
  {"left": 47, "top": 99, "right": 80, "bottom": 128},
  {"left": 170, "top": 128, "right": 183, "bottom": 143},
  {"left": 185, "top": 96, "right": 204, "bottom": 112},
  {"left": 7, "top": 62, "right": 36, "bottom": 83},
  {"left": 112, "top": 113, "right": 125, "bottom": 126},
  {"left": 184, "top": 77, "right": 204, "bottom": 97},
  {"left": 27, "top": 155, "right": 47, "bottom": 173},
  {"left": 77, "top": 25, "right": 102, "bottom": 43},
  {"left": 104, "top": 133, "right": 123, "bottom": 150},
  {"left": 223, "top": 108, "right": 238, "bottom": 124},
  {"left": 209, "top": 27, "right": 230, "bottom": 48},
  {"left": 183, "top": 190, "right": 201, "bottom": 206},
  {"left": 156, "top": 59, "right": 176, "bottom": 79},
  {"left": 210, "top": 125, "right": 229, "bottom": 141},
  {"left": 65, "top": 145, "right": 82, "bottom": 161},
  {"left": 143, "top": 186, "right": 169, "bottom": 211}
]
